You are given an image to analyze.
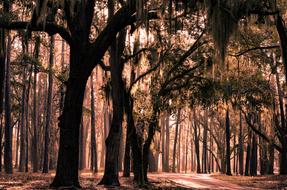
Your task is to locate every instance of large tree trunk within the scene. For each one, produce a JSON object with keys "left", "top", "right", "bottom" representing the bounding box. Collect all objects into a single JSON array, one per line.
[
  {"left": 50, "top": 46, "right": 90, "bottom": 188},
  {"left": 0, "top": 1, "right": 9, "bottom": 137},
  {"left": 43, "top": 35, "right": 54, "bottom": 173},
  {"left": 172, "top": 109, "right": 181, "bottom": 172},
  {"left": 124, "top": 91, "right": 144, "bottom": 184},
  {"left": 19, "top": 35, "right": 28, "bottom": 172},
  {"left": 32, "top": 37, "right": 40, "bottom": 173},
  {"left": 4, "top": 29, "right": 12, "bottom": 174},
  {"left": 99, "top": 28, "right": 126, "bottom": 185},
  {"left": 225, "top": 108, "right": 232, "bottom": 176},
  {"left": 79, "top": 115, "right": 85, "bottom": 170},
  {"left": 276, "top": 14, "right": 287, "bottom": 82},
  {"left": 90, "top": 72, "right": 98, "bottom": 173}
]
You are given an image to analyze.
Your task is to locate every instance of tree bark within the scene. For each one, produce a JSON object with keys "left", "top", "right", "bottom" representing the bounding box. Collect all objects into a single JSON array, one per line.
[
  {"left": 172, "top": 109, "right": 181, "bottom": 172},
  {"left": 50, "top": 47, "right": 90, "bottom": 188},
  {"left": 276, "top": 14, "right": 287, "bottom": 82},
  {"left": 161, "top": 114, "right": 165, "bottom": 171},
  {"left": 90, "top": 72, "right": 97, "bottom": 173},
  {"left": 250, "top": 131, "right": 257, "bottom": 176},
  {"left": 202, "top": 109, "right": 208, "bottom": 173},
  {"left": 99, "top": 28, "right": 126, "bottom": 185},
  {"left": 225, "top": 108, "right": 232, "bottom": 176},
  {"left": 43, "top": 35, "right": 54, "bottom": 173},
  {"left": 165, "top": 112, "right": 170, "bottom": 172},
  {"left": 4, "top": 30, "right": 12, "bottom": 174},
  {"left": 245, "top": 127, "right": 251, "bottom": 176},
  {"left": 238, "top": 111, "right": 244, "bottom": 175},
  {"left": 32, "top": 37, "right": 40, "bottom": 173},
  {"left": 193, "top": 108, "right": 201, "bottom": 173},
  {"left": 143, "top": 105, "right": 158, "bottom": 182}
]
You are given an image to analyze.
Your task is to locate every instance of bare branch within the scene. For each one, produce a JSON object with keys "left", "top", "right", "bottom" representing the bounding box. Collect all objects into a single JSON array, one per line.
[{"left": 229, "top": 45, "right": 280, "bottom": 57}]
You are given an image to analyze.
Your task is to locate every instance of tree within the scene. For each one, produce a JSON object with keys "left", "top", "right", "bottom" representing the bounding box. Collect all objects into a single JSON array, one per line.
[
  {"left": 90, "top": 72, "right": 97, "bottom": 173},
  {"left": 43, "top": 35, "right": 54, "bottom": 173}
]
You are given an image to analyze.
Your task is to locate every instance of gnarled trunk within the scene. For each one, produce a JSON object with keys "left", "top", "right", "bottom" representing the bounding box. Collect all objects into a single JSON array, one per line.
[{"left": 50, "top": 47, "right": 89, "bottom": 188}]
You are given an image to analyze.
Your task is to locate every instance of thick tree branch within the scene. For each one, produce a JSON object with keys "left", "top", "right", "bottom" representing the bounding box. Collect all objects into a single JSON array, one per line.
[
  {"left": 86, "top": 4, "right": 136, "bottom": 73},
  {"left": 0, "top": 21, "right": 72, "bottom": 45}
]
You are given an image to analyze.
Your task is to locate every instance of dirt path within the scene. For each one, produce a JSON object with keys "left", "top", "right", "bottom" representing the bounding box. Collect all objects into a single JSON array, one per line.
[{"left": 149, "top": 173, "right": 249, "bottom": 190}]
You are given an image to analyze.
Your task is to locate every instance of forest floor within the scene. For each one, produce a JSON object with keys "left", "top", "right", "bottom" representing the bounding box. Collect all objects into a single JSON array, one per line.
[
  {"left": 0, "top": 171, "right": 286, "bottom": 189},
  {"left": 213, "top": 174, "right": 287, "bottom": 189}
]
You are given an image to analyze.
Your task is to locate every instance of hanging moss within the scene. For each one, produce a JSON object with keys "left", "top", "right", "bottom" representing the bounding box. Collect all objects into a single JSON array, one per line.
[{"left": 205, "top": 0, "right": 264, "bottom": 64}]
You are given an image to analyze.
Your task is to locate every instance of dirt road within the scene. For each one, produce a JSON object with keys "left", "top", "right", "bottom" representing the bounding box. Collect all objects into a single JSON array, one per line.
[{"left": 149, "top": 173, "right": 249, "bottom": 189}]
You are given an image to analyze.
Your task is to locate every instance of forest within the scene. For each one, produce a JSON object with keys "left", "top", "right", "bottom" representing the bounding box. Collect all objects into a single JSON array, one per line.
[{"left": 0, "top": 0, "right": 287, "bottom": 189}]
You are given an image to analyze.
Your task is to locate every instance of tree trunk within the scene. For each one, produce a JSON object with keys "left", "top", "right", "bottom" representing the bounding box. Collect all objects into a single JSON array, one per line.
[
  {"left": 193, "top": 108, "right": 201, "bottom": 173},
  {"left": 4, "top": 31, "right": 12, "bottom": 174},
  {"left": 279, "top": 144, "right": 287, "bottom": 175},
  {"left": 79, "top": 116, "right": 85, "bottom": 170},
  {"left": 90, "top": 73, "right": 97, "bottom": 173},
  {"left": 43, "top": 35, "right": 54, "bottom": 173},
  {"left": 245, "top": 128, "right": 251, "bottom": 176},
  {"left": 50, "top": 47, "right": 90, "bottom": 188},
  {"left": 267, "top": 141, "right": 274, "bottom": 174},
  {"left": 143, "top": 105, "right": 158, "bottom": 182},
  {"left": 123, "top": 121, "right": 131, "bottom": 177},
  {"left": 15, "top": 120, "right": 20, "bottom": 168},
  {"left": 32, "top": 37, "right": 40, "bottom": 173},
  {"left": 172, "top": 109, "right": 181, "bottom": 172},
  {"left": 165, "top": 113, "right": 170, "bottom": 172},
  {"left": 233, "top": 122, "right": 236, "bottom": 174},
  {"left": 276, "top": 14, "right": 287, "bottom": 82},
  {"left": 238, "top": 111, "right": 244, "bottom": 175},
  {"left": 250, "top": 132, "right": 257, "bottom": 176},
  {"left": 161, "top": 114, "right": 165, "bottom": 171},
  {"left": 225, "top": 108, "right": 232, "bottom": 176},
  {"left": 259, "top": 121, "right": 268, "bottom": 175},
  {"left": 0, "top": 1, "right": 9, "bottom": 134},
  {"left": 19, "top": 62, "right": 27, "bottom": 172},
  {"left": 177, "top": 116, "right": 182, "bottom": 173},
  {"left": 185, "top": 124, "right": 189, "bottom": 173},
  {"left": 99, "top": 28, "right": 126, "bottom": 185},
  {"left": 124, "top": 91, "right": 144, "bottom": 184},
  {"left": 202, "top": 109, "right": 208, "bottom": 173}
]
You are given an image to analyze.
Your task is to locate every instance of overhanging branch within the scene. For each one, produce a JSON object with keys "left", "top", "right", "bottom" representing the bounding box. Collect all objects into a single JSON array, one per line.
[
  {"left": 229, "top": 45, "right": 280, "bottom": 57},
  {"left": 0, "top": 21, "right": 72, "bottom": 45}
]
